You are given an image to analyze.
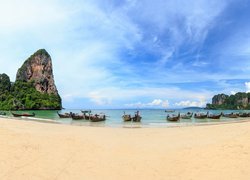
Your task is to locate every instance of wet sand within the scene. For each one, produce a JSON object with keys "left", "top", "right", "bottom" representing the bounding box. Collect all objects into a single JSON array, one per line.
[{"left": 0, "top": 117, "right": 250, "bottom": 180}]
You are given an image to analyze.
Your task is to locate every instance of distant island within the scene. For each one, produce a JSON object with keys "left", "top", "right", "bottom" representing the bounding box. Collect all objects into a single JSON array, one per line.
[
  {"left": 0, "top": 49, "right": 62, "bottom": 110},
  {"left": 206, "top": 92, "right": 250, "bottom": 110}
]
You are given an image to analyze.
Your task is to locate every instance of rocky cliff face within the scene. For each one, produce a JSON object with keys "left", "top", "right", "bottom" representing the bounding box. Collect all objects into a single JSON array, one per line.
[
  {"left": 212, "top": 94, "right": 228, "bottom": 105},
  {"left": 236, "top": 97, "right": 248, "bottom": 108},
  {"left": 207, "top": 92, "right": 250, "bottom": 109},
  {"left": 0, "top": 73, "right": 11, "bottom": 93},
  {"left": 16, "top": 49, "right": 59, "bottom": 95},
  {"left": 0, "top": 49, "right": 61, "bottom": 110}
]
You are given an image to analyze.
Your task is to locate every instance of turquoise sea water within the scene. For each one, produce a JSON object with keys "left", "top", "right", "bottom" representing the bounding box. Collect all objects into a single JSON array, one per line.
[{"left": 1, "top": 109, "right": 250, "bottom": 127}]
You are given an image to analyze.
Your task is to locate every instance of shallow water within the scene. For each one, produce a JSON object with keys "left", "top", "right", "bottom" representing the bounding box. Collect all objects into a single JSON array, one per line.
[{"left": 1, "top": 109, "right": 250, "bottom": 127}]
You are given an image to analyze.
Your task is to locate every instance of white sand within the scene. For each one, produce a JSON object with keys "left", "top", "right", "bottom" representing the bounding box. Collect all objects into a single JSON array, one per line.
[{"left": 0, "top": 117, "right": 250, "bottom": 180}]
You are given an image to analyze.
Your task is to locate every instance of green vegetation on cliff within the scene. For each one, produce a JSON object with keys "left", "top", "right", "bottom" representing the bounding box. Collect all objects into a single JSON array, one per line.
[
  {"left": 206, "top": 92, "right": 250, "bottom": 110},
  {"left": 0, "top": 48, "right": 62, "bottom": 111},
  {"left": 0, "top": 76, "right": 61, "bottom": 110}
]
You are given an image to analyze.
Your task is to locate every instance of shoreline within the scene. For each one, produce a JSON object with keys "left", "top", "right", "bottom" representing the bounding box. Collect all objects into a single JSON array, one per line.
[{"left": 1, "top": 115, "right": 250, "bottom": 128}]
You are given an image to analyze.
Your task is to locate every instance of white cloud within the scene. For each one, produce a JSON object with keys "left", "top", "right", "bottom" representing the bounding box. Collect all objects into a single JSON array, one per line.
[
  {"left": 85, "top": 87, "right": 212, "bottom": 106},
  {"left": 0, "top": 0, "right": 71, "bottom": 31},
  {"left": 147, "top": 99, "right": 162, "bottom": 106},
  {"left": 245, "top": 82, "right": 250, "bottom": 93},
  {"left": 230, "top": 91, "right": 236, "bottom": 95},
  {"left": 175, "top": 100, "right": 206, "bottom": 107},
  {"left": 125, "top": 99, "right": 169, "bottom": 108}
]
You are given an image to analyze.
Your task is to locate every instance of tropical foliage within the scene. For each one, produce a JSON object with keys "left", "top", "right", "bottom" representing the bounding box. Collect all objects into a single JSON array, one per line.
[
  {"left": 0, "top": 74, "right": 61, "bottom": 110},
  {"left": 206, "top": 92, "right": 250, "bottom": 110}
]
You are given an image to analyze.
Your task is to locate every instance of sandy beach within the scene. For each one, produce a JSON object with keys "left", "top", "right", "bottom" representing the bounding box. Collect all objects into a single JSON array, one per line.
[{"left": 0, "top": 118, "right": 250, "bottom": 180}]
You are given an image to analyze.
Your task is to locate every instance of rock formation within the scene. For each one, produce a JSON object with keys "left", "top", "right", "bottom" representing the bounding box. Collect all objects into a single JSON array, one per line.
[
  {"left": 0, "top": 73, "right": 11, "bottom": 93},
  {"left": 212, "top": 94, "right": 228, "bottom": 105},
  {"left": 0, "top": 49, "right": 62, "bottom": 110},
  {"left": 16, "top": 49, "right": 59, "bottom": 95},
  {"left": 207, "top": 92, "right": 250, "bottom": 110}
]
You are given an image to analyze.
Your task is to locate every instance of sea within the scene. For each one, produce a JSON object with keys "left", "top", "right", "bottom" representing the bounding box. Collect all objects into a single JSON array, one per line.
[{"left": 1, "top": 109, "right": 250, "bottom": 128}]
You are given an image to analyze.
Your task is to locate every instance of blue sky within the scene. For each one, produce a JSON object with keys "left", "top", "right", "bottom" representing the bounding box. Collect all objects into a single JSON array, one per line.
[{"left": 1, "top": 0, "right": 250, "bottom": 109}]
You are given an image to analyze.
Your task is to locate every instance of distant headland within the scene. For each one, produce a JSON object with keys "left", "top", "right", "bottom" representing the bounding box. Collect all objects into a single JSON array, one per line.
[
  {"left": 0, "top": 49, "right": 62, "bottom": 110},
  {"left": 206, "top": 92, "right": 250, "bottom": 110}
]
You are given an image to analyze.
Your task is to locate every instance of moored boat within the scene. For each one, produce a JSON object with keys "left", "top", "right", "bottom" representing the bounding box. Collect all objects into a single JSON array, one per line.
[
  {"left": 122, "top": 114, "right": 132, "bottom": 121},
  {"left": 222, "top": 113, "right": 238, "bottom": 118},
  {"left": 167, "top": 113, "right": 180, "bottom": 121},
  {"left": 122, "top": 111, "right": 141, "bottom": 122},
  {"left": 181, "top": 112, "right": 193, "bottom": 119},
  {"left": 194, "top": 112, "right": 208, "bottom": 119},
  {"left": 81, "top": 110, "right": 92, "bottom": 120},
  {"left": 11, "top": 112, "right": 35, "bottom": 117},
  {"left": 90, "top": 114, "right": 106, "bottom": 122},
  {"left": 238, "top": 113, "right": 248, "bottom": 117},
  {"left": 207, "top": 113, "right": 221, "bottom": 119},
  {"left": 71, "top": 113, "right": 84, "bottom": 120},
  {"left": 132, "top": 111, "right": 142, "bottom": 122},
  {"left": 57, "top": 111, "right": 72, "bottom": 118},
  {"left": 165, "top": 110, "right": 175, "bottom": 112},
  {"left": 81, "top": 110, "right": 91, "bottom": 114}
]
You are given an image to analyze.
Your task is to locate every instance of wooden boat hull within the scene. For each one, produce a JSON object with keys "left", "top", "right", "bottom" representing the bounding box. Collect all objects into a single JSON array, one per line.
[
  {"left": 81, "top": 110, "right": 92, "bottom": 114},
  {"left": 83, "top": 114, "right": 91, "bottom": 120},
  {"left": 57, "top": 112, "right": 72, "bottom": 118},
  {"left": 238, "top": 113, "right": 248, "bottom": 117},
  {"left": 194, "top": 112, "right": 208, "bottom": 119},
  {"left": 167, "top": 113, "right": 180, "bottom": 121},
  {"left": 181, "top": 113, "right": 193, "bottom": 119},
  {"left": 165, "top": 110, "right": 175, "bottom": 113},
  {"left": 194, "top": 115, "right": 207, "bottom": 119},
  {"left": 132, "top": 116, "right": 141, "bottom": 122},
  {"left": 207, "top": 115, "right": 221, "bottom": 119},
  {"left": 167, "top": 118, "right": 179, "bottom": 121},
  {"left": 71, "top": 113, "right": 84, "bottom": 120},
  {"left": 222, "top": 113, "right": 238, "bottom": 118},
  {"left": 122, "top": 115, "right": 132, "bottom": 121},
  {"left": 11, "top": 112, "right": 35, "bottom": 117},
  {"left": 122, "top": 114, "right": 141, "bottom": 122},
  {"left": 181, "top": 116, "right": 192, "bottom": 119},
  {"left": 90, "top": 116, "right": 106, "bottom": 122}
]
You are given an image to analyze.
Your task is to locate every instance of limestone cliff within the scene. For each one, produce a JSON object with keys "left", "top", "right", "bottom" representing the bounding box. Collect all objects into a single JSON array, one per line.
[
  {"left": 0, "top": 49, "right": 62, "bottom": 110},
  {"left": 16, "top": 49, "right": 59, "bottom": 95},
  {"left": 212, "top": 94, "right": 228, "bottom": 105},
  {"left": 207, "top": 92, "right": 250, "bottom": 110}
]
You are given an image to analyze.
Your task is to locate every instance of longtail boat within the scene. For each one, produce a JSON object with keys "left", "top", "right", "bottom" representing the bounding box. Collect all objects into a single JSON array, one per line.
[
  {"left": 81, "top": 110, "right": 91, "bottom": 114},
  {"left": 90, "top": 114, "right": 106, "bottom": 122},
  {"left": 167, "top": 113, "right": 180, "bottom": 121},
  {"left": 238, "top": 113, "right": 248, "bottom": 117},
  {"left": 122, "top": 114, "right": 132, "bottom": 121},
  {"left": 207, "top": 113, "right": 221, "bottom": 119},
  {"left": 11, "top": 112, "right": 35, "bottom": 117},
  {"left": 165, "top": 110, "right": 175, "bottom": 113},
  {"left": 194, "top": 112, "right": 208, "bottom": 119},
  {"left": 81, "top": 110, "right": 92, "bottom": 120},
  {"left": 222, "top": 113, "right": 238, "bottom": 118},
  {"left": 57, "top": 111, "right": 72, "bottom": 118},
  {"left": 132, "top": 111, "right": 142, "bottom": 122},
  {"left": 71, "top": 113, "right": 84, "bottom": 120},
  {"left": 132, "top": 115, "right": 142, "bottom": 122},
  {"left": 122, "top": 111, "right": 141, "bottom": 122},
  {"left": 181, "top": 112, "right": 193, "bottom": 119}
]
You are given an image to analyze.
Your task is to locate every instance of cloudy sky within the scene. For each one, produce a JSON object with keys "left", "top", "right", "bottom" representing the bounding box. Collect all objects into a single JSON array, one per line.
[{"left": 1, "top": 0, "right": 250, "bottom": 109}]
